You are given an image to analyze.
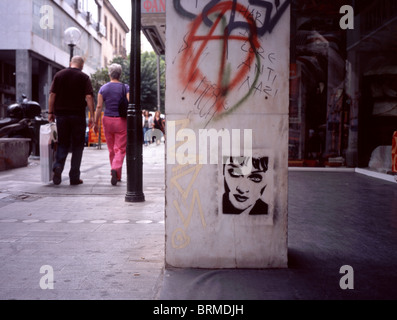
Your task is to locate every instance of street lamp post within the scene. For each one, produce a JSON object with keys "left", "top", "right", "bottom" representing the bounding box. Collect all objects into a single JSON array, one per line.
[
  {"left": 64, "top": 27, "right": 81, "bottom": 62},
  {"left": 68, "top": 44, "right": 75, "bottom": 62},
  {"left": 125, "top": 0, "right": 145, "bottom": 202}
]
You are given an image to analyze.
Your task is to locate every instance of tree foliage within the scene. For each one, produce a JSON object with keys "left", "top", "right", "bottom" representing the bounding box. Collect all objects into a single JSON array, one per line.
[
  {"left": 141, "top": 51, "right": 165, "bottom": 113},
  {"left": 90, "top": 53, "right": 165, "bottom": 114}
]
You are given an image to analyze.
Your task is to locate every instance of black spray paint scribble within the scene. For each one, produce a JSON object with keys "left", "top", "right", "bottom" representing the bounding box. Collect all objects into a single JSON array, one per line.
[{"left": 173, "top": 0, "right": 291, "bottom": 37}]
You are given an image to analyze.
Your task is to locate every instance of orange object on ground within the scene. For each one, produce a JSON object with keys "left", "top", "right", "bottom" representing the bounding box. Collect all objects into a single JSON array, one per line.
[{"left": 88, "top": 112, "right": 106, "bottom": 146}]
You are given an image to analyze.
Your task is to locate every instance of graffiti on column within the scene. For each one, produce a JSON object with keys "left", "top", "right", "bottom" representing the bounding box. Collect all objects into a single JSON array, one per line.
[
  {"left": 173, "top": 0, "right": 291, "bottom": 124},
  {"left": 169, "top": 119, "right": 207, "bottom": 249},
  {"left": 169, "top": 1, "right": 287, "bottom": 250}
]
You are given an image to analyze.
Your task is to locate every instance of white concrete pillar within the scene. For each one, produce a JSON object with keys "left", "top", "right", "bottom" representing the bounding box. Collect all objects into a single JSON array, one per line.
[
  {"left": 38, "top": 62, "right": 52, "bottom": 110},
  {"left": 16, "top": 50, "right": 32, "bottom": 102},
  {"left": 165, "top": 0, "right": 290, "bottom": 268}
]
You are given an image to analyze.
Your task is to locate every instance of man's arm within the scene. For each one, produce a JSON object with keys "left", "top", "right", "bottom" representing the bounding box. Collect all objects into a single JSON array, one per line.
[
  {"left": 48, "top": 93, "right": 56, "bottom": 122},
  {"left": 86, "top": 94, "right": 95, "bottom": 130}
]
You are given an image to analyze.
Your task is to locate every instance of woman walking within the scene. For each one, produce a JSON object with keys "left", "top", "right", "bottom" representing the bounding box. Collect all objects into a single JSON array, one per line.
[
  {"left": 142, "top": 110, "right": 153, "bottom": 146},
  {"left": 95, "top": 63, "right": 129, "bottom": 186},
  {"left": 153, "top": 110, "right": 165, "bottom": 144}
]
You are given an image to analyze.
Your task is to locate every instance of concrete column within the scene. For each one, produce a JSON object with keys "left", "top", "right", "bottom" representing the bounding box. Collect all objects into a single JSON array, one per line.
[
  {"left": 165, "top": 0, "right": 290, "bottom": 268},
  {"left": 324, "top": 46, "right": 346, "bottom": 157},
  {"left": 345, "top": 51, "right": 359, "bottom": 167},
  {"left": 15, "top": 50, "right": 32, "bottom": 102},
  {"left": 38, "top": 61, "right": 51, "bottom": 110}
]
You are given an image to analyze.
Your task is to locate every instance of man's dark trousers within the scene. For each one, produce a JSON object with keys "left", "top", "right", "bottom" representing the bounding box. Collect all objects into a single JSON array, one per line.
[{"left": 53, "top": 115, "right": 86, "bottom": 183}]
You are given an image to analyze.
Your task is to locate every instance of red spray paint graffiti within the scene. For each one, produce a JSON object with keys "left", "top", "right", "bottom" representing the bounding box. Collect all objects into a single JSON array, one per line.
[{"left": 179, "top": 1, "right": 261, "bottom": 117}]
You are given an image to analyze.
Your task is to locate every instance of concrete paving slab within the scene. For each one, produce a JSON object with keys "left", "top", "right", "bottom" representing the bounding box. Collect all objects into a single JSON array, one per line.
[
  {"left": 0, "top": 143, "right": 165, "bottom": 300},
  {"left": 160, "top": 171, "right": 397, "bottom": 300},
  {"left": 1, "top": 141, "right": 396, "bottom": 300}
]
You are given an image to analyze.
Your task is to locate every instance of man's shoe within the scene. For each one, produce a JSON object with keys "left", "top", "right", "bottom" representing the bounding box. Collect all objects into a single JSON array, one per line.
[
  {"left": 111, "top": 170, "right": 118, "bottom": 186},
  {"left": 70, "top": 179, "right": 83, "bottom": 185},
  {"left": 53, "top": 167, "right": 62, "bottom": 185}
]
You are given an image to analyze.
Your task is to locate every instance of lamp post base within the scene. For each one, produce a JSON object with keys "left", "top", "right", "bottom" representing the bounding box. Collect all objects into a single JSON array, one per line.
[{"left": 125, "top": 192, "right": 145, "bottom": 203}]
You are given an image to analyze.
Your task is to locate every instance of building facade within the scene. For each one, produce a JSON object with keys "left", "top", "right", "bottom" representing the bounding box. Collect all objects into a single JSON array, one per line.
[
  {"left": 101, "top": 0, "right": 129, "bottom": 67},
  {"left": 142, "top": 0, "right": 396, "bottom": 170},
  {"left": 345, "top": 0, "right": 397, "bottom": 168},
  {"left": 290, "top": 0, "right": 397, "bottom": 169},
  {"left": 0, "top": 0, "right": 128, "bottom": 117}
]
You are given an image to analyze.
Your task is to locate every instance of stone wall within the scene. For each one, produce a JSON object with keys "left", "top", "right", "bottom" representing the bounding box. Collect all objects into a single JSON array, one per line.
[{"left": 0, "top": 138, "right": 31, "bottom": 171}]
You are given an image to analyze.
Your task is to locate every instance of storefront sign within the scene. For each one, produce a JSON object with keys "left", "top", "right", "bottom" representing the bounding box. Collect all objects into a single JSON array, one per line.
[{"left": 142, "top": 0, "right": 166, "bottom": 14}]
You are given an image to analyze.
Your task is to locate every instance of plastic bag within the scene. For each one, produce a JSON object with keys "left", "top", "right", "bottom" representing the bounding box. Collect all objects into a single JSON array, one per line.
[{"left": 40, "top": 123, "right": 57, "bottom": 183}]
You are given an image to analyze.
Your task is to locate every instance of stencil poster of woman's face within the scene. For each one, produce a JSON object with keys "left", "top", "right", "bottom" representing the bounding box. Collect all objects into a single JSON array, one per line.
[{"left": 221, "top": 153, "right": 273, "bottom": 217}]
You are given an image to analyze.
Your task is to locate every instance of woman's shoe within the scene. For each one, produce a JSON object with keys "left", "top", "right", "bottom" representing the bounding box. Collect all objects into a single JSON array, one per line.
[{"left": 111, "top": 170, "right": 118, "bottom": 186}]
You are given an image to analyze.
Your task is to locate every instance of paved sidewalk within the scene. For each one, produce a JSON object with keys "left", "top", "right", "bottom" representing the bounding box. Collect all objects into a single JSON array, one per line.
[
  {"left": 1, "top": 141, "right": 397, "bottom": 300},
  {"left": 0, "top": 143, "right": 165, "bottom": 300},
  {"left": 160, "top": 170, "right": 397, "bottom": 300}
]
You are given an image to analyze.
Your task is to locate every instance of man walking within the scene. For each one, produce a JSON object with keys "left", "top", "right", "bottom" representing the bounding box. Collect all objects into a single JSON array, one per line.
[{"left": 48, "top": 56, "right": 95, "bottom": 185}]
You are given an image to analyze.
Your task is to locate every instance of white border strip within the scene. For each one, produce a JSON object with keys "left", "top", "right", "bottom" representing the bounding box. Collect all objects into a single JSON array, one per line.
[
  {"left": 288, "top": 166, "right": 397, "bottom": 183},
  {"left": 288, "top": 167, "right": 355, "bottom": 173},
  {"left": 355, "top": 168, "right": 397, "bottom": 183}
]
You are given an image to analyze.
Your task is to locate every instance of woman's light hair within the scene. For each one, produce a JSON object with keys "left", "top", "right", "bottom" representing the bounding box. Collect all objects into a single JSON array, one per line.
[{"left": 108, "top": 63, "right": 122, "bottom": 80}]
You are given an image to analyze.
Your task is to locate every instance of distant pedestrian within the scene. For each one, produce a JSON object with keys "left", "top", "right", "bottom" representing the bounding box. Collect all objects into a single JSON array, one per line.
[
  {"left": 48, "top": 56, "right": 95, "bottom": 186},
  {"left": 142, "top": 110, "right": 153, "bottom": 146},
  {"left": 94, "top": 63, "right": 129, "bottom": 186},
  {"left": 153, "top": 110, "right": 165, "bottom": 144}
]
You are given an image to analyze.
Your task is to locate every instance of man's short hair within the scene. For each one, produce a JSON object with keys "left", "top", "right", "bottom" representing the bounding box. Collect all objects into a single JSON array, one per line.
[{"left": 70, "top": 56, "right": 85, "bottom": 69}]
